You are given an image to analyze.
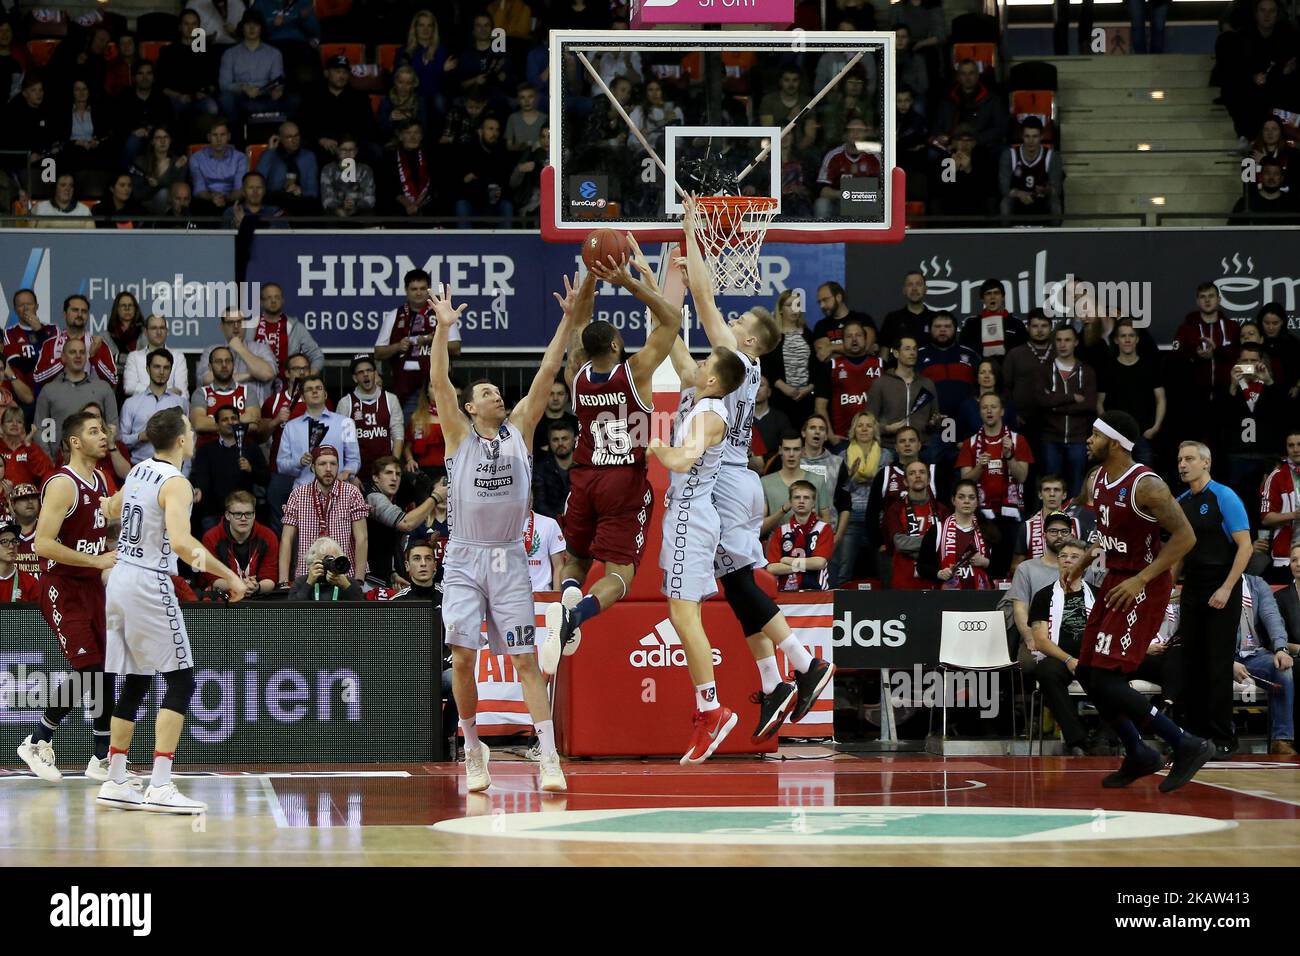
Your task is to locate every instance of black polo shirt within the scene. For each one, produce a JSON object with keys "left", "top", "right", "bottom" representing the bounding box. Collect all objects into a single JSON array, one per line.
[{"left": 1177, "top": 480, "right": 1250, "bottom": 590}]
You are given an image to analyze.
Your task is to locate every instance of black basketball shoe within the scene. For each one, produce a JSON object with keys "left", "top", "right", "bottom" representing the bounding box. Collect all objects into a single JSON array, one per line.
[
  {"left": 750, "top": 683, "right": 797, "bottom": 743},
  {"left": 791, "top": 658, "right": 835, "bottom": 723},
  {"left": 1159, "top": 735, "right": 1215, "bottom": 793},
  {"left": 1101, "top": 745, "right": 1166, "bottom": 788}
]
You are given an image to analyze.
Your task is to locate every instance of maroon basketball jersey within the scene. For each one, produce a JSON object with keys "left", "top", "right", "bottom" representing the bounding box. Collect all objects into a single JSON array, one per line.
[
  {"left": 349, "top": 393, "right": 393, "bottom": 468},
  {"left": 16, "top": 530, "right": 40, "bottom": 577},
  {"left": 1091, "top": 463, "right": 1161, "bottom": 574},
  {"left": 198, "top": 384, "right": 250, "bottom": 446},
  {"left": 572, "top": 361, "right": 650, "bottom": 470},
  {"left": 827, "top": 355, "right": 883, "bottom": 436},
  {"left": 42, "top": 466, "right": 108, "bottom": 579},
  {"left": 1010, "top": 145, "right": 1052, "bottom": 194}
]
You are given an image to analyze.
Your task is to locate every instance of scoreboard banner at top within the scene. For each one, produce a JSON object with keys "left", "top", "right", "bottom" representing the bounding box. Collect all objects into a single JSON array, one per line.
[{"left": 631, "top": 0, "right": 795, "bottom": 28}]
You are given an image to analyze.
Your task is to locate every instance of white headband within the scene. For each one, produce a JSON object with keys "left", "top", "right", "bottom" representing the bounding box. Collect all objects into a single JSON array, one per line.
[{"left": 1094, "top": 419, "right": 1134, "bottom": 451}]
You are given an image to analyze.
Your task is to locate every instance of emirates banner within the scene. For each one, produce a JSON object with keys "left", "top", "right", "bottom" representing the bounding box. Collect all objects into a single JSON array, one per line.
[{"left": 846, "top": 227, "right": 1300, "bottom": 341}]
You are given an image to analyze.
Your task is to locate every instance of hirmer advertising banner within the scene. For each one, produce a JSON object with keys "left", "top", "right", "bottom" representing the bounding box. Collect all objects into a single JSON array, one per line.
[
  {"left": 245, "top": 231, "right": 844, "bottom": 352},
  {"left": 846, "top": 227, "right": 1300, "bottom": 341}
]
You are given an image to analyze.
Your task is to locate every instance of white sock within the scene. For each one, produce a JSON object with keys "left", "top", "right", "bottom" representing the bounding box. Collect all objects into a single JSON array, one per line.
[
  {"left": 150, "top": 752, "right": 172, "bottom": 789},
  {"left": 460, "top": 719, "right": 480, "bottom": 752},
  {"left": 695, "top": 681, "right": 720, "bottom": 712},
  {"left": 535, "top": 719, "right": 557, "bottom": 757},
  {"left": 108, "top": 750, "right": 128, "bottom": 785},
  {"left": 778, "top": 637, "right": 814, "bottom": 674},
  {"left": 756, "top": 656, "right": 781, "bottom": 694}
]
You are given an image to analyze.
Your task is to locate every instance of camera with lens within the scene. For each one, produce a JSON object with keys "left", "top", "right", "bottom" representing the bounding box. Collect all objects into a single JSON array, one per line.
[{"left": 320, "top": 554, "right": 351, "bottom": 577}]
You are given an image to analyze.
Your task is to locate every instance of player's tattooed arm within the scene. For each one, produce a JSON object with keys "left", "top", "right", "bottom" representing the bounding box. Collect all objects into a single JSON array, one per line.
[
  {"left": 679, "top": 195, "right": 738, "bottom": 352},
  {"left": 428, "top": 284, "right": 470, "bottom": 454},
  {"left": 1106, "top": 477, "right": 1194, "bottom": 610}
]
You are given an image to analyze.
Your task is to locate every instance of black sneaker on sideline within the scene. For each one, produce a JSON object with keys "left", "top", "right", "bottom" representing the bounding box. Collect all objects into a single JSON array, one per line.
[
  {"left": 1101, "top": 745, "right": 1166, "bottom": 788},
  {"left": 1159, "top": 736, "right": 1215, "bottom": 793},
  {"left": 750, "top": 683, "right": 797, "bottom": 743},
  {"left": 791, "top": 658, "right": 835, "bottom": 723}
]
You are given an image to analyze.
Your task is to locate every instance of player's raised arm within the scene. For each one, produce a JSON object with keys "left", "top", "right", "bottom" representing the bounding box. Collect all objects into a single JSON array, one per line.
[
  {"left": 34, "top": 477, "right": 116, "bottom": 571},
  {"left": 591, "top": 237, "right": 683, "bottom": 377},
  {"left": 1104, "top": 477, "right": 1196, "bottom": 611},
  {"left": 648, "top": 408, "right": 724, "bottom": 473},
  {"left": 428, "top": 285, "right": 470, "bottom": 454},
  {"left": 160, "top": 475, "right": 245, "bottom": 601},
  {"left": 512, "top": 277, "right": 576, "bottom": 445},
  {"left": 680, "top": 196, "right": 738, "bottom": 352},
  {"left": 561, "top": 269, "right": 597, "bottom": 390}
]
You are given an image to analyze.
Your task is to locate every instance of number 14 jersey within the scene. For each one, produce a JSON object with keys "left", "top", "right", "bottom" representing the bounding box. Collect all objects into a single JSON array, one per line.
[{"left": 573, "top": 360, "right": 652, "bottom": 470}]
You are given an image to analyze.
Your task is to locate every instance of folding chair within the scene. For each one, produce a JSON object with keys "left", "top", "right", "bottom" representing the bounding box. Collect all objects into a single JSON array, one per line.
[{"left": 930, "top": 610, "right": 1023, "bottom": 745}]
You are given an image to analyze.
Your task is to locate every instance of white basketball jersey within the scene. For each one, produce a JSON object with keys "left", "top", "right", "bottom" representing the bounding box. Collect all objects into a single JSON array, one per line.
[
  {"left": 446, "top": 420, "right": 532, "bottom": 546},
  {"left": 117, "top": 457, "right": 188, "bottom": 574},
  {"left": 720, "top": 349, "right": 760, "bottom": 467},
  {"left": 667, "top": 398, "right": 729, "bottom": 501}
]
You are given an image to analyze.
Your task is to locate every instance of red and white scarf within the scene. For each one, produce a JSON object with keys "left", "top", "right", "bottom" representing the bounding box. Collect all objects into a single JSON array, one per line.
[
  {"left": 256, "top": 314, "right": 289, "bottom": 372},
  {"left": 1026, "top": 509, "right": 1080, "bottom": 559},
  {"left": 938, "top": 514, "right": 989, "bottom": 588},
  {"left": 978, "top": 309, "right": 1010, "bottom": 356},
  {"left": 397, "top": 148, "right": 430, "bottom": 204},
  {"left": 970, "top": 427, "right": 1024, "bottom": 513},
  {"left": 783, "top": 511, "right": 819, "bottom": 557}
]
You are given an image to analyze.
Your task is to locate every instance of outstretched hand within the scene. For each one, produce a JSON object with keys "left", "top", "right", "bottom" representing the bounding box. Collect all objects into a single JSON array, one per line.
[
  {"left": 427, "top": 284, "right": 468, "bottom": 329},
  {"left": 552, "top": 270, "right": 583, "bottom": 316},
  {"left": 590, "top": 252, "right": 642, "bottom": 292}
]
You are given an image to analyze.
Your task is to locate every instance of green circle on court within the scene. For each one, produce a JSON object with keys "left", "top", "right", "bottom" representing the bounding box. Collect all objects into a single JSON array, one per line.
[{"left": 434, "top": 806, "right": 1236, "bottom": 845}]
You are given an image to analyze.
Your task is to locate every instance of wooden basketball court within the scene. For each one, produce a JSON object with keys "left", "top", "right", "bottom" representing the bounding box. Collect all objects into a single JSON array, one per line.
[{"left": 4, "top": 750, "right": 1297, "bottom": 866}]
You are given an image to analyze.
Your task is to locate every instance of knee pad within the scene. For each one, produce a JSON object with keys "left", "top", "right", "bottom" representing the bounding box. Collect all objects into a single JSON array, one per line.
[
  {"left": 720, "top": 567, "right": 779, "bottom": 637},
  {"left": 160, "top": 668, "right": 197, "bottom": 716},
  {"left": 114, "top": 674, "right": 152, "bottom": 723}
]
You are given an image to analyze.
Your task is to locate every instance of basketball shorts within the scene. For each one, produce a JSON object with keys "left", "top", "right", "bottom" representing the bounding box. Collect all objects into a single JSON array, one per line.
[
  {"left": 40, "top": 572, "right": 107, "bottom": 670},
  {"left": 712, "top": 464, "right": 766, "bottom": 577},
  {"left": 660, "top": 488, "right": 721, "bottom": 603},
  {"left": 105, "top": 563, "right": 193, "bottom": 675},
  {"left": 1078, "top": 569, "right": 1172, "bottom": 673},
  {"left": 442, "top": 541, "right": 537, "bottom": 657},
  {"left": 561, "top": 464, "right": 653, "bottom": 568}
]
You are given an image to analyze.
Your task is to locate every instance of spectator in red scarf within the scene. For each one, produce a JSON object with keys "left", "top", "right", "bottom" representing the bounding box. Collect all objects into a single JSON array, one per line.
[
  {"left": 385, "top": 119, "right": 435, "bottom": 217},
  {"left": 955, "top": 392, "right": 1033, "bottom": 577},
  {"left": 32, "top": 294, "right": 118, "bottom": 389},
  {"left": 1171, "top": 281, "right": 1241, "bottom": 394},
  {"left": 0, "top": 520, "right": 39, "bottom": 602},
  {"left": 200, "top": 489, "right": 279, "bottom": 596},
  {"left": 960, "top": 279, "right": 1028, "bottom": 359},
  {"left": 766, "top": 480, "right": 833, "bottom": 591},
  {"left": 918, "top": 479, "right": 992, "bottom": 589},
  {"left": 883, "top": 459, "right": 949, "bottom": 589},
  {"left": 253, "top": 283, "right": 324, "bottom": 381},
  {"left": 375, "top": 269, "right": 461, "bottom": 415}
]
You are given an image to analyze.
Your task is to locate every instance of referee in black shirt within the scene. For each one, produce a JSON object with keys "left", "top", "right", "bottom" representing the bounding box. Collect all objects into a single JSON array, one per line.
[{"left": 1175, "top": 441, "right": 1254, "bottom": 752}]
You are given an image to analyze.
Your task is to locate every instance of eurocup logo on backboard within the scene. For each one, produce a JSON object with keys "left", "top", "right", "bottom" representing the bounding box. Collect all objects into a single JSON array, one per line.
[
  {"left": 568, "top": 175, "right": 609, "bottom": 214},
  {"left": 579, "top": 180, "right": 598, "bottom": 200}
]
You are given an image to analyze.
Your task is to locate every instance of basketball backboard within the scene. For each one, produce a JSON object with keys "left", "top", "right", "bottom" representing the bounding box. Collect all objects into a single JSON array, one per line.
[{"left": 542, "top": 30, "right": 905, "bottom": 245}]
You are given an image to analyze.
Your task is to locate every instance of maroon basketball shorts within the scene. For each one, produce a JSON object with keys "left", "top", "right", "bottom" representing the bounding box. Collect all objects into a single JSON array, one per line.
[
  {"left": 561, "top": 464, "right": 654, "bottom": 568},
  {"left": 1079, "top": 569, "right": 1172, "bottom": 673},
  {"left": 39, "top": 572, "right": 107, "bottom": 669}
]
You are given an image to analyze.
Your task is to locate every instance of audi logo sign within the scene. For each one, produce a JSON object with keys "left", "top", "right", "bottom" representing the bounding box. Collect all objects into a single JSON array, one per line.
[
  {"left": 957, "top": 621, "right": 989, "bottom": 632},
  {"left": 833, "top": 589, "right": 1003, "bottom": 669}
]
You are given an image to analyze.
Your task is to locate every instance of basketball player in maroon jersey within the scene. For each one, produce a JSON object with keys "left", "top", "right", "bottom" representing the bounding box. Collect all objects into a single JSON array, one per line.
[
  {"left": 16, "top": 411, "right": 122, "bottom": 783},
  {"left": 545, "top": 240, "right": 686, "bottom": 655},
  {"left": 1072, "top": 411, "right": 1213, "bottom": 792}
]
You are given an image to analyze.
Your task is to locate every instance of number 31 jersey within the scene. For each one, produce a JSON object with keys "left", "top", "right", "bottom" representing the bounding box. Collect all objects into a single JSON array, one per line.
[
  {"left": 116, "top": 458, "right": 188, "bottom": 574},
  {"left": 573, "top": 360, "right": 651, "bottom": 470}
]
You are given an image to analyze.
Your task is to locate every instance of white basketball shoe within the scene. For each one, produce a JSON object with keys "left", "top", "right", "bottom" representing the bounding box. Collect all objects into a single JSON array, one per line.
[
  {"left": 97, "top": 779, "right": 147, "bottom": 811},
  {"left": 142, "top": 783, "right": 207, "bottom": 815},
  {"left": 17, "top": 735, "right": 62, "bottom": 782},
  {"left": 538, "top": 751, "right": 567, "bottom": 793},
  {"left": 465, "top": 741, "right": 492, "bottom": 793}
]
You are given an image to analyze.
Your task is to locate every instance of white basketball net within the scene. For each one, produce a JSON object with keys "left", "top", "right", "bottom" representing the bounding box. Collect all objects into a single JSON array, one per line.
[{"left": 694, "top": 196, "right": 778, "bottom": 295}]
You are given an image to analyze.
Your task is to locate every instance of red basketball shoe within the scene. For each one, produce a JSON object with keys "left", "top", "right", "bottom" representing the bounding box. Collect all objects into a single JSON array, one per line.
[{"left": 680, "top": 706, "right": 738, "bottom": 766}]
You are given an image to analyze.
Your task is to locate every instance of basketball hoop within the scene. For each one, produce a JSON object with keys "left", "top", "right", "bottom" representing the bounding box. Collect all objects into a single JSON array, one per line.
[{"left": 692, "top": 195, "right": 778, "bottom": 295}]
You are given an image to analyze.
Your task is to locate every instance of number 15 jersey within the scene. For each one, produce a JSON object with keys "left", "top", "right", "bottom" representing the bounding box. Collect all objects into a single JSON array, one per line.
[
  {"left": 116, "top": 458, "right": 188, "bottom": 574},
  {"left": 573, "top": 360, "right": 651, "bottom": 470}
]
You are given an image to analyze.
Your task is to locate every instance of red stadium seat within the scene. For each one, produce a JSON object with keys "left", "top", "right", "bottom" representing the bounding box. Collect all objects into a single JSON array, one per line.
[
  {"left": 188, "top": 143, "right": 206, "bottom": 156},
  {"left": 247, "top": 143, "right": 269, "bottom": 170},
  {"left": 1011, "top": 89, "right": 1057, "bottom": 143},
  {"left": 140, "top": 40, "right": 170, "bottom": 62},
  {"left": 319, "top": 42, "right": 364, "bottom": 68},
  {"left": 952, "top": 42, "right": 997, "bottom": 74},
  {"left": 315, "top": 0, "right": 354, "bottom": 16},
  {"left": 26, "top": 39, "right": 60, "bottom": 67},
  {"left": 377, "top": 43, "right": 401, "bottom": 74},
  {"left": 905, "top": 200, "right": 927, "bottom": 225}
]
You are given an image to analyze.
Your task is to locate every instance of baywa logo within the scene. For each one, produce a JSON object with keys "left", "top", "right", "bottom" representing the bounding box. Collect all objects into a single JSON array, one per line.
[
  {"left": 630, "top": 619, "right": 723, "bottom": 668},
  {"left": 832, "top": 613, "right": 906, "bottom": 648}
]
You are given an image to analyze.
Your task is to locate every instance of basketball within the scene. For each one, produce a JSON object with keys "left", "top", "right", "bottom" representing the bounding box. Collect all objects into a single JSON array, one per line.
[{"left": 581, "top": 228, "right": 629, "bottom": 270}]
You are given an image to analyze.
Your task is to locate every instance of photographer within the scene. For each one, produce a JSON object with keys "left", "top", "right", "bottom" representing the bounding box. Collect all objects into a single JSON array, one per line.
[
  {"left": 289, "top": 536, "right": 366, "bottom": 602},
  {"left": 1217, "top": 344, "right": 1286, "bottom": 517}
]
